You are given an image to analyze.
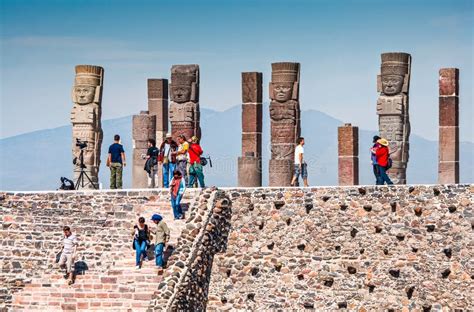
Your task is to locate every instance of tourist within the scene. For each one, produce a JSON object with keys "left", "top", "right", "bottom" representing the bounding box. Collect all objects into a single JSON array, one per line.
[
  {"left": 145, "top": 139, "right": 160, "bottom": 188},
  {"left": 176, "top": 135, "right": 189, "bottom": 182},
  {"left": 150, "top": 214, "right": 170, "bottom": 270},
  {"left": 107, "top": 134, "right": 126, "bottom": 189},
  {"left": 170, "top": 170, "right": 186, "bottom": 219},
  {"left": 187, "top": 136, "right": 205, "bottom": 188},
  {"left": 58, "top": 226, "right": 78, "bottom": 285},
  {"left": 132, "top": 217, "right": 150, "bottom": 269},
  {"left": 290, "top": 137, "right": 308, "bottom": 187},
  {"left": 374, "top": 138, "right": 394, "bottom": 185},
  {"left": 159, "top": 133, "right": 178, "bottom": 188},
  {"left": 370, "top": 135, "right": 381, "bottom": 184}
]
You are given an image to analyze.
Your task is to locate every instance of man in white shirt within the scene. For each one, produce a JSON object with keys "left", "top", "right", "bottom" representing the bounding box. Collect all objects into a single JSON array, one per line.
[
  {"left": 58, "top": 226, "right": 78, "bottom": 285},
  {"left": 291, "top": 137, "right": 308, "bottom": 187}
]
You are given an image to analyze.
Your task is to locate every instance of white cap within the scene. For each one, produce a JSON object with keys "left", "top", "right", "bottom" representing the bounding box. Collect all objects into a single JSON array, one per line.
[{"left": 166, "top": 133, "right": 172, "bottom": 138}]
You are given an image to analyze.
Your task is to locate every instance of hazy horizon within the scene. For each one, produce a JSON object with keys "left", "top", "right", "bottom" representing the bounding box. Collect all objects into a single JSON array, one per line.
[{"left": 1, "top": 0, "right": 472, "bottom": 142}]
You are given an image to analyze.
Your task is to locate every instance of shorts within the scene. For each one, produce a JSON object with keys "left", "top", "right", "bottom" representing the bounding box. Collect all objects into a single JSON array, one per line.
[{"left": 294, "top": 163, "right": 308, "bottom": 179}]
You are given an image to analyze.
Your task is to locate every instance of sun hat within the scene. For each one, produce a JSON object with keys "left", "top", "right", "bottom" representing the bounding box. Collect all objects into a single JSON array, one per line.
[
  {"left": 191, "top": 135, "right": 199, "bottom": 143},
  {"left": 377, "top": 138, "right": 389, "bottom": 146},
  {"left": 151, "top": 214, "right": 162, "bottom": 221}
]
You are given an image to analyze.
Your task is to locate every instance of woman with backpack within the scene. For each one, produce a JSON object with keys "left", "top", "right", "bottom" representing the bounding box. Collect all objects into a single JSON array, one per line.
[
  {"left": 132, "top": 217, "right": 151, "bottom": 269},
  {"left": 374, "top": 138, "right": 394, "bottom": 185}
]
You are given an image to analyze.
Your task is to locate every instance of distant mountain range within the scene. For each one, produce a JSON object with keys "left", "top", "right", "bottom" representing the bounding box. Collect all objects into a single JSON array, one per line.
[{"left": 1, "top": 106, "right": 472, "bottom": 191}]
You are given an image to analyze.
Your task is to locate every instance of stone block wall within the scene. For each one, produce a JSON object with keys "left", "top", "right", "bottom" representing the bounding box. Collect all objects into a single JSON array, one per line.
[
  {"left": 151, "top": 189, "right": 232, "bottom": 311},
  {"left": 207, "top": 185, "right": 473, "bottom": 310},
  {"left": 1, "top": 185, "right": 472, "bottom": 311},
  {"left": 0, "top": 188, "right": 202, "bottom": 309}
]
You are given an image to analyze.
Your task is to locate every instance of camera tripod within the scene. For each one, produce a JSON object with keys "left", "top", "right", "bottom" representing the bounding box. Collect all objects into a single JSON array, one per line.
[{"left": 75, "top": 148, "right": 97, "bottom": 190}]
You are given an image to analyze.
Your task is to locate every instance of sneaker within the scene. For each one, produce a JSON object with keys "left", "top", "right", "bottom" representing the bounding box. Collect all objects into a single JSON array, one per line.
[{"left": 136, "top": 265, "right": 140, "bottom": 269}]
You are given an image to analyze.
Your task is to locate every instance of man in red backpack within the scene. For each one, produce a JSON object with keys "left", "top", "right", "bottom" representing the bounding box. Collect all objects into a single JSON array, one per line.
[
  {"left": 374, "top": 138, "right": 394, "bottom": 185},
  {"left": 187, "top": 136, "right": 205, "bottom": 188}
]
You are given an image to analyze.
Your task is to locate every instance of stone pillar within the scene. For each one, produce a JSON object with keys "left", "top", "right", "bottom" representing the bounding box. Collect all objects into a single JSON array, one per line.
[
  {"left": 132, "top": 112, "right": 156, "bottom": 188},
  {"left": 148, "top": 79, "right": 168, "bottom": 187},
  {"left": 376, "top": 52, "right": 411, "bottom": 184},
  {"left": 338, "top": 123, "right": 359, "bottom": 185},
  {"left": 169, "top": 65, "right": 201, "bottom": 140},
  {"left": 438, "top": 68, "right": 459, "bottom": 184},
  {"left": 71, "top": 65, "right": 104, "bottom": 189},
  {"left": 268, "top": 62, "right": 301, "bottom": 186},
  {"left": 238, "top": 72, "right": 263, "bottom": 187}
]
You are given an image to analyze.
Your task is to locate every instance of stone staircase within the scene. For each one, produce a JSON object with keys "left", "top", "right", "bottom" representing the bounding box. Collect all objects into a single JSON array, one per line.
[{"left": 8, "top": 190, "right": 201, "bottom": 311}]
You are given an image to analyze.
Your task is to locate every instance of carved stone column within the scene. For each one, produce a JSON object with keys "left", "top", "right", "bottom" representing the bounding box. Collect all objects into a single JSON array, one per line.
[
  {"left": 71, "top": 65, "right": 104, "bottom": 189},
  {"left": 169, "top": 65, "right": 201, "bottom": 140},
  {"left": 438, "top": 68, "right": 459, "bottom": 184},
  {"left": 269, "top": 62, "right": 301, "bottom": 186},
  {"left": 148, "top": 79, "right": 169, "bottom": 187},
  {"left": 376, "top": 52, "right": 411, "bottom": 184},
  {"left": 338, "top": 123, "right": 359, "bottom": 185},
  {"left": 238, "top": 72, "right": 263, "bottom": 187},
  {"left": 132, "top": 112, "right": 156, "bottom": 188}
]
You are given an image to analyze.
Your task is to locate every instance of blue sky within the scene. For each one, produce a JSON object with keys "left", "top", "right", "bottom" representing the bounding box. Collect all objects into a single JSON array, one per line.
[{"left": 1, "top": 0, "right": 473, "bottom": 141}]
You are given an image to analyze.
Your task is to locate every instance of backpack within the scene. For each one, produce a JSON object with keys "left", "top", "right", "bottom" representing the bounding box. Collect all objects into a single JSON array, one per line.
[{"left": 386, "top": 157, "right": 393, "bottom": 170}]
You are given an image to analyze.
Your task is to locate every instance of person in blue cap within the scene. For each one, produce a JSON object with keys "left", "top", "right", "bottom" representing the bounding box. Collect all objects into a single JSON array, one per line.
[{"left": 150, "top": 214, "right": 170, "bottom": 269}]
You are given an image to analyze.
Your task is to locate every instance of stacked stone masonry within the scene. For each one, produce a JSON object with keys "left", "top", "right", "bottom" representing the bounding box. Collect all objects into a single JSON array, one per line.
[
  {"left": 238, "top": 72, "right": 263, "bottom": 187},
  {"left": 132, "top": 112, "right": 156, "bottom": 188},
  {"left": 0, "top": 188, "right": 203, "bottom": 311},
  {"left": 147, "top": 78, "right": 169, "bottom": 188},
  {"left": 1, "top": 185, "right": 473, "bottom": 311},
  {"left": 338, "top": 123, "right": 359, "bottom": 186},
  {"left": 438, "top": 68, "right": 460, "bottom": 184}
]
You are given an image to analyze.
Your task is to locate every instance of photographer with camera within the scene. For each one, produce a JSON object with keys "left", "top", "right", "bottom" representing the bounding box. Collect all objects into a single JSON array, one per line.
[
  {"left": 107, "top": 134, "right": 126, "bottom": 189},
  {"left": 187, "top": 136, "right": 205, "bottom": 188}
]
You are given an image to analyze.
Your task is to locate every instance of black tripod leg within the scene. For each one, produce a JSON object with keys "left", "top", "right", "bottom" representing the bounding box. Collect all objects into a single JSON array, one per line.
[{"left": 82, "top": 171, "right": 98, "bottom": 190}]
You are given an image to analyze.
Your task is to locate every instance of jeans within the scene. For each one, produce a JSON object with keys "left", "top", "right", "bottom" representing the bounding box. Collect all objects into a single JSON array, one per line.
[
  {"left": 162, "top": 163, "right": 176, "bottom": 188},
  {"left": 134, "top": 240, "right": 147, "bottom": 266},
  {"left": 376, "top": 164, "right": 394, "bottom": 185},
  {"left": 155, "top": 243, "right": 164, "bottom": 267},
  {"left": 177, "top": 160, "right": 188, "bottom": 183},
  {"left": 110, "top": 162, "right": 123, "bottom": 189},
  {"left": 188, "top": 163, "right": 205, "bottom": 188},
  {"left": 147, "top": 166, "right": 158, "bottom": 188},
  {"left": 373, "top": 164, "right": 380, "bottom": 184},
  {"left": 171, "top": 195, "right": 183, "bottom": 219}
]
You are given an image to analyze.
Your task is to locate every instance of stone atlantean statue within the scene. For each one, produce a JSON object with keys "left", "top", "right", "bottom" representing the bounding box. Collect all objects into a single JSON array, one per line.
[
  {"left": 376, "top": 52, "right": 411, "bottom": 184},
  {"left": 70, "top": 65, "right": 104, "bottom": 189},
  {"left": 269, "top": 62, "right": 301, "bottom": 186},
  {"left": 169, "top": 65, "right": 201, "bottom": 139}
]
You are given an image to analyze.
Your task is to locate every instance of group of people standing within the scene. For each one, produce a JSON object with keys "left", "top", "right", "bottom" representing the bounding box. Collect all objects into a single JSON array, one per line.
[
  {"left": 107, "top": 132, "right": 204, "bottom": 220},
  {"left": 107, "top": 133, "right": 206, "bottom": 191}
]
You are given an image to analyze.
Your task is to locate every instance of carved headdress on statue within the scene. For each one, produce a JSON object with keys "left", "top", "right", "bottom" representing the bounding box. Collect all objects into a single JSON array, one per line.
[
  {"left": 270, "top": 62, "right": 300, "bottom": 102},
  {"left": 170, "top": 65, "right": 199, "bottom": 103},
  {"left": 378, "top": 53, "right": 411, "bottom": 96},
  {"left": 72, "top": 65, "right": 104, "bottom": 104}
]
